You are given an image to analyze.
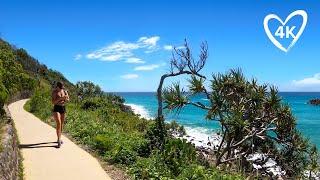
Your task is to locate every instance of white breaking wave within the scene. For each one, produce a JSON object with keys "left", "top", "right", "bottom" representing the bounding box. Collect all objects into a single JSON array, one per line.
[
  {"left": 178, "top": 126, "right": 221, "bottom": 149},
  {"left": 125, "top": 103, "right": 152, "bottom": 119}
]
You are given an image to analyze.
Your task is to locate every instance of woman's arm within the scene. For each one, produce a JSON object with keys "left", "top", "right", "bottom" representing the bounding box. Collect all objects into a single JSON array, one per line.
[
  {"left": 52, "top": 91, "right": 66, "bottom": 104},
  {"left": 64, "top": 90, "right": 70, "bottom": 102}
]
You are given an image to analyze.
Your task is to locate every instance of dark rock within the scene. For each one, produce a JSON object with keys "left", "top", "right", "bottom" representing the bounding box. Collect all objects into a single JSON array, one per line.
[
  {"left": 309, "top": 99, "right": 320, "bottom": 105},
  {"left": 120, "top": 104, "right": 134, "bottom": 113}
]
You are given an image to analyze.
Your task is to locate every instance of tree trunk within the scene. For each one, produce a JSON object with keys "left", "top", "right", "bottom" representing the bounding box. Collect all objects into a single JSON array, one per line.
[{"left": 157, "top": 74, "right": 167, "bottom": 118}]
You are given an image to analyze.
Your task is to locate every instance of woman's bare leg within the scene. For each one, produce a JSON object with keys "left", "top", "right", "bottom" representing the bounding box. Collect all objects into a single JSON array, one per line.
[
  {"left": 60, "top": 113, "right": 65, "bottom": 133},
  {"left": 53, "top": 112, "right": 62, "bottom": 142},
  {"left": 60, "top": 113, "right": 65, "bottom": 143}
]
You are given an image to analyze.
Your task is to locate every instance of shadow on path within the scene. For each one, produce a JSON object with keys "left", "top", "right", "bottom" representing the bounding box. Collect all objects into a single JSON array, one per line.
[{"left": 19, "top": 141, "right": 58, "bottom": 149}]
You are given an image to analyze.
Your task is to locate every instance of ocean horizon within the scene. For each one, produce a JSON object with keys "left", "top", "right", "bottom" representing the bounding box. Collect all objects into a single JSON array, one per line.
[{"left": 115, "top": 92, "right": 320, "bottom": 147}]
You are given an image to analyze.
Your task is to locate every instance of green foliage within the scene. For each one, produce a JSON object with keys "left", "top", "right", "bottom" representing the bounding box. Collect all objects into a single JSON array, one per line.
[
  {"left": 130, "top": 155, "right": 172, "bottom": 179},
  {"left": 162, "top": 138, "right": 197, "bottom": 176},
  {"left": 81, "top": 97, "right": 107, "bottom": 110},
  {"left": 130, "top": 150, "right": 243, "bottom": 180},
  {"left": 145, "top": 117, "right": 167, "bottom": 150},
  {"left": 177, "top": 164, "right": 243, "bottom": 180},
  {"left": 113, "top": 146, "right": 138, "bottom": 165},
  {"left": 166, "top": 120, "right": 186, "bottom": 137},
  {"left": 0, "top": 38, "right": 37, "bottom": 116},
  {"left": 0, "top": 83, "right": 8, "bottom": 116},
  {"left": 76, "top": 81, "right": 103, "bottom": 99},
  {"left": 25, "top": 87, "right": 52, "bottom": 120},
  {"left": 93, "top": 135, "right": 113, "bottom": 152},
  {"left": 0, "top": 40, "right": 36, "bottom": 96},
  {"left": 306, "top": 145, "right": 320, "bottom": 179},
  {"left": 162, "top": 83, "right": 188, "bottom": 111},
  {"left": 188, "top": 75, "right": 206, "bottom": 94}
]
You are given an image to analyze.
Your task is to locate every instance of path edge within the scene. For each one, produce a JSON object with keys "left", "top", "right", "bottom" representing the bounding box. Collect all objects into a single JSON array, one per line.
[{"left": 0, "top": 91, "right": 31, "bottom": 180}]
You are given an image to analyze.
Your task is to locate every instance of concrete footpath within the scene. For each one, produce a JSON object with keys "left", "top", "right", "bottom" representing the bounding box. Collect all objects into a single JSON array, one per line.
[{"left": 8, "top": 99, "right": 112, "bottom": 180}]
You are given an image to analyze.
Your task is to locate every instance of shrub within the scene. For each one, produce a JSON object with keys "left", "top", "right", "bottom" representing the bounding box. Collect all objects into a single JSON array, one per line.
[
  {"left": 145, "top": 118, "right": 167, "bottom": 151},
  {"left": 166, "top": 120, "right": 186, "bottom": 137},
  {"left": 130, "top": 155, "right": 171, "bottom": 180},
  {"left": 76, "top": 81, "right": 103, "bottom": 99},
  {"left": 112, "top": 146, "right": 138, "bottom": 165},
  {"left": 178, "top": 164, "right": 244, "bottom": 180},
  {"left": 27, "top": 88, "right": 52, "bottom": 120},
  {"left": 162, "top": 138, "right": 197, "bottom": 176},
  {"left": 0, "top": 83, "right": 8, "bottom": 116},
  {"left": 93, "top": 135, "right": 113, "bottom": 153},
  {"left": 81, "top": 97, "right": 106, "bottom": 110}
]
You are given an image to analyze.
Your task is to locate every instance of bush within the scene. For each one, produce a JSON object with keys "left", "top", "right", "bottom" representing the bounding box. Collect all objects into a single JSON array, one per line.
[
  {"left": 130, "top": 155, "right": 171, "bottom": 180},
  {"left": 178, "top": 164, "right": 244, "bottom": 180},
  {"left": 145, "top": 118, "right": 167, "bottom": 150},
  {"left": 162, "top": 138, "right": 197, "bottom": 176},
  {"left": 166, "top": 120, "right": 186, "bottom": 137},
  {"left": 0, "top": 83, "right": 8, "bottom": 116},
  {"left": 81, "top": 97, "right": 106, "bottom": 110},
  {"left": 112, "top": 146, "right": 137, "bottom": 165},
  {"left": 93, "top": 135, "right": 113, "bottom": 153},
  {"left": 26, "top": 88, "right": 52, "bottom": 120}
]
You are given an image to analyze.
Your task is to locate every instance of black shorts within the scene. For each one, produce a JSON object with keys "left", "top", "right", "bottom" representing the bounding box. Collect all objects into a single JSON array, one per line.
[{"left": 53, "top": 105, "right": 66, "bottom": 114}]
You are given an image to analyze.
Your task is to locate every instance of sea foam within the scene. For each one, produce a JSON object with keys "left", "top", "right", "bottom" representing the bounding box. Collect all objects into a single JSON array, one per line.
[
  {"left": 125, "top": 103, "right": 152, "bottom": 119},
  {"left": 178, "top": 126, "right": 221, "bottom": 150}
]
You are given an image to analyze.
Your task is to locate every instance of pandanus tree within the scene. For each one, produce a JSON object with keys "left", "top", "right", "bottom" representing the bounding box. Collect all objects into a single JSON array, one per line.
[
  {"left": 155, "top": 39, "right": 208, "bottom": 149},
  {"left": 158, "top": 40, "right": 318, "bottom": 178}
]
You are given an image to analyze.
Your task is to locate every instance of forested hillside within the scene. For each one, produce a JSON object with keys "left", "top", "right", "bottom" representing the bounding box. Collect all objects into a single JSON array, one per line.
[{"left": 0, "top": 38, "right": 73, "bottom": 115}]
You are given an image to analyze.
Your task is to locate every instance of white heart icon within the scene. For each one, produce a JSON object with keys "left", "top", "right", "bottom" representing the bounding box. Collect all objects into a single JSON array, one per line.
[{"left": 263, "top": 10, "right": 308, "bottom": 52}]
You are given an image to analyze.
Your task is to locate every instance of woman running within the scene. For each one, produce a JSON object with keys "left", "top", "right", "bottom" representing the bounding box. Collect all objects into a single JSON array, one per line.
[{"left": 51, "top": 81, "right": 69, "bottom": 148}]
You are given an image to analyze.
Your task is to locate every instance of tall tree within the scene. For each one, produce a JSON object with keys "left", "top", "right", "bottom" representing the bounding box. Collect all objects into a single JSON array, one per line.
[{"left": 155, "top": 39, "right": 208, "bottom": 149}]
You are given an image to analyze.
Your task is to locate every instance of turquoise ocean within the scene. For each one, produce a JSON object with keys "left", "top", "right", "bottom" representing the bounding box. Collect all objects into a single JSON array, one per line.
[{"left": 116, "top": 92, "right": 320, "bottom": 147}]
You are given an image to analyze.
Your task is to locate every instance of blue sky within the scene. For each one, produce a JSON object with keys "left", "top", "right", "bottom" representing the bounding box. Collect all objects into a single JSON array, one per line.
[{"left": 1, "top": 0, "right": 320, "bottom": 92}]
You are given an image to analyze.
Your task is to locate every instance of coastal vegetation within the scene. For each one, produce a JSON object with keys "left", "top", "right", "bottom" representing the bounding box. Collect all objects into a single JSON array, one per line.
[
  {"left": 0, "top": 39, "right": 36, "bottom": 157},
  {"left": 1, "top": 37, "right": 319, "bottom": 179}
]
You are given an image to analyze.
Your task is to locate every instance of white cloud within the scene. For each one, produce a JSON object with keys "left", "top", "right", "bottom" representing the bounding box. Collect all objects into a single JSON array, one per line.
[
  {"left": 121, "top": 74, "right": 139, "bottom": 79},
  {"left": 86, "top": 41, "right": 137, "bottom": 61},
  {"left": 101, "top": 54, "right": 126, "bottom": 61},
  {"left": 138, "top": 36, "right": 160, "bottom": 48},
  {"left": 163, "top": 45, "right": 173, "bottom": 51},
  {"left": 125, "top": 57, "right": 145, "bottom": 64},
  {"left": 176, "top": 46, "right": 186, "bottom": 50},
  {"left": 86, "top": 36, "right": 160, "bottom": 62},
  {"left": 74, "top": 54, "right": 82, "bottom": 60},
  {"left": 134, "top": 64, "right": 161, "bottom": 71},
  {"left": 292, "top": 73, "right": 320, "bottom": 87}
]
